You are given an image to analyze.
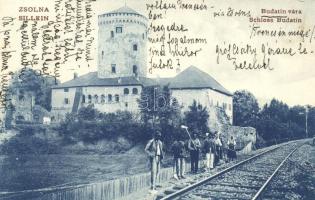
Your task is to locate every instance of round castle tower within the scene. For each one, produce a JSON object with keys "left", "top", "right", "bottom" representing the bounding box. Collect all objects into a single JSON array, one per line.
[{"left": 98, "top": 6, "right": 148, "bottom": 78}]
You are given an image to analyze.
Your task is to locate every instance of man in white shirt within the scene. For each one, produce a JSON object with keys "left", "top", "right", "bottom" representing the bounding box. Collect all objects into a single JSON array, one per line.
[{"left": 145, "top": 130, "right": 164, "bottom": 191}]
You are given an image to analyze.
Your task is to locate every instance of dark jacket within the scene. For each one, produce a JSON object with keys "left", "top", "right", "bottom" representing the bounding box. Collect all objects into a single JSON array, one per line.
[
  {"left": 172, "top": 140, "right": 186, "bottom": 158},
  {"left": 204, "top": 138, "right": 216, "bottom": 154},
  {"left": 145, "top": 139, "right": 164, "bottom": 159}
]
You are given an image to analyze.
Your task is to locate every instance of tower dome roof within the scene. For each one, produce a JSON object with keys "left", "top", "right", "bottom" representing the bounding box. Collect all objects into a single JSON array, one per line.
[{"left": 106, "top": 6, "right": 141, "bottom": 15}]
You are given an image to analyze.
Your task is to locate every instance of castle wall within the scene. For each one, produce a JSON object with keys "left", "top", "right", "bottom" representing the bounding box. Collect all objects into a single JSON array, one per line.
[
  {"left": 170, "top": 88, "right": 233, "bottom": 124},
  {"left": 51, "top": 85, "right": 142, "bottom": 121}
]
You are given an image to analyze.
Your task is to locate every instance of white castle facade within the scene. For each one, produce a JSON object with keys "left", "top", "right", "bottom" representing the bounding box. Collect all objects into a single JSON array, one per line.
[{"left": 50, "top": 6, "right": 234, "bottom": 126}]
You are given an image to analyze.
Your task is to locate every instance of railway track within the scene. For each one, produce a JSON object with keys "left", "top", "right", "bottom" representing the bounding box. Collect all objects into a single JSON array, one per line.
[{"left": 159, "top": 140, "right": 305, "bottom": 200}]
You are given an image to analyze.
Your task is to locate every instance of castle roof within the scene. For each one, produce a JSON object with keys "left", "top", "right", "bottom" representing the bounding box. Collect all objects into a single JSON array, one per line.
[
  {"left": 160, "top": 66, "right": 232, "bottom": 96},
  {"left": 52, "top": 72, "right": 157, "bottom": 88},
  {"left": 53, "top": 66, "right": 232, "bottom": 96},
  {"left": 104, "top": 6, "right": 141, "bottom": 16}
]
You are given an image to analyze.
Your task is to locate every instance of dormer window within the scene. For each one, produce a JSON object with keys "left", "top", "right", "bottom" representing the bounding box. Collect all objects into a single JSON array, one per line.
[{"left": 116, "top": 26, "right": 122, "bottom": 33}]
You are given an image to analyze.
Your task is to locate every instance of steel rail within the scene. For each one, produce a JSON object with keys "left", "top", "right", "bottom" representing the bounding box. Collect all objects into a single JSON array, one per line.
[
  {"left": 160, "top": 141, "right": 297, "bottom": 200},
  {"left": 251, "top": 145, "right": 299, "bottom": 200}
]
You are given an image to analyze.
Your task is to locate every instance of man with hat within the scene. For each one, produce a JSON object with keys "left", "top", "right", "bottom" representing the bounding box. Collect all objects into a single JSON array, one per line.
[
  {"left": 188, "top": 133, "right": 201, "bottom": 174},
  {"left": 145, "top": 130, "right": 164, "bottom": 191},
  {"left": 203, "top": 132, "right": 215, "bottom": 172}
]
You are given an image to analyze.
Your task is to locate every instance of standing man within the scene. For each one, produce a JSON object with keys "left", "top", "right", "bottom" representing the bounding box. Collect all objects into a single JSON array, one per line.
[
  {"left": 172, "top": 138, "right": 186, "bottom": 180},
  {"left": 188, "top": 133, "right": 201, "bottom": 174},
  {"left": 204, "top": 132, "right": 215, "bottom": 172},
  {"left": 145, "top": 130, "right": 164, "bottom": 191},
  {"left": 227, "top": 135, "right": 237, "bottom": 161},
  {"left": 214, "top": 132, "right": 223, "bottom": 166}
]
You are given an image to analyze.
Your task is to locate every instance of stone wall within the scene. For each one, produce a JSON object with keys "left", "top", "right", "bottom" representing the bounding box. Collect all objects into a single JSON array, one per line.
[{"left": 220, "top": 125, "right": 257, "bottom": 150}]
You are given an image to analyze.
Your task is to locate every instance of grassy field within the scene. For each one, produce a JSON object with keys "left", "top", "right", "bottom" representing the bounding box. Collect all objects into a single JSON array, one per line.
[{"left": 0, "top": 145, "right": 153, "bottom": 192}]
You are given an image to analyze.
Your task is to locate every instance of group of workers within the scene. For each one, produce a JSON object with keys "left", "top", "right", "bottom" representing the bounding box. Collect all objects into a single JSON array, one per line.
[{"left": 145, "top": 130, "right": 237, "bottom": 191}]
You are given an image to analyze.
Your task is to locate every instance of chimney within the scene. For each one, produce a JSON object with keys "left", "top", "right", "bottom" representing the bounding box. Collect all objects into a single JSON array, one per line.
[{"left": 73, "top": 72, "right": 78, "bottom": 79}]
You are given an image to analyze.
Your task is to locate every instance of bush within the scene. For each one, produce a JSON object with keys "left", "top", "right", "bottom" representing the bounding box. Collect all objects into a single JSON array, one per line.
[
  {"left": 57, "top": 107, "right": 152, "bottom": 145},
  {"left": 1, "top": 134, "right": 59, "bottom": 154}
]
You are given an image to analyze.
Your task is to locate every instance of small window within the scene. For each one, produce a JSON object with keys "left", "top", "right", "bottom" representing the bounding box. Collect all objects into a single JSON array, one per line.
[
  {"left": 108, "top": 94, "right": 112, "bottom": 102},
  {"left": 111, "top": 64, "right": 116, "bottom": 73},
  {"left": 133, "top": 65, "right": 137, "bottom": 75},
  {"left": 16, "top": 115, "right": 25, "bottom": 120},
  {"left": 142, "top": 33, "right": 145, "bottom": 39},
  {"left": 124, "top": 88, "right": 129, "bottom": 95},
  {"left": 116, "top": 26, "right": 122, "bottom": 33},
  {"left": 88, "top": 95, "right": 92, "bottom": 103},
  {"left": 132, "top": 88, "right": 138, "bottom": 95},
  {"left": 115, "top": 94, "right": 119, "bottom": 102},
  {"left": 102, "top": 51, "right": 104, "bottom": 59},
  {"left": 101, "top": 94, "right": 105, "bottom": 103},
  {"left": 94, "top": 95, "right": 98, "bottom": 104},
  {"left": 133, "top": 44, "right": 137, "bottom": 51},
  {"left": 82, "top": 95, "right": 86, "bottom": 103},
  {"left": 125, "top": 102, "right": 128, "bottom": 107},
  {"left": 64, "top": 88, "right": 69, "bottom": 92},
  {"left": 111, "top": 31, "right": 114, "bottom": 38},
  {"left": 172, "top": 98, "right": 178, "bottom": 106},
  {"left": 18, "top": 94, "right": 25, "bottom": 101},
  {"left": 64, "top": 98, "right": 69, "bottom": 104}
]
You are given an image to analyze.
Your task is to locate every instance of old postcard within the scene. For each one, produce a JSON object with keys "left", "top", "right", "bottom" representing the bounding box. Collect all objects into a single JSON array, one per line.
[{"left": 0, "top": 0, "right": 314, "bottom": 200}]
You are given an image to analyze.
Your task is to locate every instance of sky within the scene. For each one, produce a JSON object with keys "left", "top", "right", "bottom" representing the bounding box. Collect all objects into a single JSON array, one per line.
[{"left": 0, "top": 0, "right": 314, "bottom": 107}]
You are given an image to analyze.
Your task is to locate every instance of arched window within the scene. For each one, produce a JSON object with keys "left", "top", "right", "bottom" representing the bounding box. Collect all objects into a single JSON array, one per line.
[
  {"left": 101, "top": 94, "right": 105, "bottom": 103},
  {"left": 132, "top": 88, "right": 138, "bottom": 95},
  {"left": 94, "top": 95, "right": 98, "bottom": 104},
  {"left": 133, "top": 44, "right": 138, "bottom": 51},
  {"left": 124, "top": 88, "right": 129, "bottom": 95},
  {"left": 88, "top": 95, "right": 92, "bottom": 103},
  {"left": 108, "top": 94, "right": 112, "bottom": 102},
  {"left": 82, "top": 95, "right": 86, "bottom": 103},
  {"left": 115, "top": 94, "right": 119, "bottom": 102}
]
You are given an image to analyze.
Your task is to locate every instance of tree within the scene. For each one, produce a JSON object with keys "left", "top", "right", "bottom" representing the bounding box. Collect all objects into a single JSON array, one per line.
[
  {"left": 183, "top": 100, "right": 209, "bottom": 137},
  {"left": 77, "top": 104, "right": 99, "bottom": 121},
  {"left": 308, "top": 107, "right": 315, "bottom": 137},
  {"left": 137, "top": 85, "right": 182, "bottom": 147},
  {"left": 261, "top": 99, "right": 289, "bottom": 123},
  {"left": 233, "top": 90, "right": 260, "bottom": 127}
]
